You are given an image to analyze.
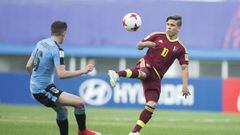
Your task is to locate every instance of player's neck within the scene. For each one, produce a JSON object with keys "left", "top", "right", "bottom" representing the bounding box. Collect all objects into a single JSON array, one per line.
[
  {"left": 51, "top": 36, "right": 62, "bottom": 45},
  {"left": 166, "top": 33, "right": 179, "bottom": 41},
  {"left": 169, "top": 34, "right": 178, "bottom": 40}
]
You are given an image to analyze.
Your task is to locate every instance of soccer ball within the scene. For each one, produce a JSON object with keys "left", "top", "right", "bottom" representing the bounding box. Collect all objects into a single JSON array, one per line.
[{"left": 122, "top": 13, "right": 142, "bottom": 32}]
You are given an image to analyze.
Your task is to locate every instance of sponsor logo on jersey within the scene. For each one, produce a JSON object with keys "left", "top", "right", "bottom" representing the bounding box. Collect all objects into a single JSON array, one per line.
[{"left": 158, "top": 39, "right": 163, "bottom": 43}]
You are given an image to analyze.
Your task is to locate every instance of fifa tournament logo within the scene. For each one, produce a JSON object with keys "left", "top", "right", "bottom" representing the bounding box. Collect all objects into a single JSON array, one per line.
[{"left": 224, "top": 5, "right": 240, "bottom": 49}]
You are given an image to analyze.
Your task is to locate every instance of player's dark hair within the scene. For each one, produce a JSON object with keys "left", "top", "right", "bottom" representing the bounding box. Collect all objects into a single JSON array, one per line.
[
  {"left": 51, "top": 21, "right": 67, "bottom": 36},
  {"left": 166, "top": 15, "right": 182, "bottom": 27}
]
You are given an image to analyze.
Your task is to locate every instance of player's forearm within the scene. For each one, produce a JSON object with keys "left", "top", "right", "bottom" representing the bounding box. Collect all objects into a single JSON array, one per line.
[
  {"left": 26, "top": 66, "right": 33, "bottom": 75},
  {"left": 58, "top": 70, "right": 86, "bottom": 79},
  {"left": 137, "top": 41, "right": 156, "bottom": 50},
  {"left": 26, "top": 56, "right": 34, "bottom": 75},
  {"left": 181, "top": 65, "right": 189, "bottom": 89}
]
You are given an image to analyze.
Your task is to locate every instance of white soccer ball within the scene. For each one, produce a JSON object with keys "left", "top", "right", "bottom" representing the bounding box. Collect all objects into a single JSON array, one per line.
[{"left": 122, "top": 13, "right": 142, "bottom": 32}]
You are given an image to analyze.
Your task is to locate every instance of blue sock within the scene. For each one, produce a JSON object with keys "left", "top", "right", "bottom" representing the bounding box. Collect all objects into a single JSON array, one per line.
[{"left": 75, "top": 107, "right": 86, "bottom": 131}]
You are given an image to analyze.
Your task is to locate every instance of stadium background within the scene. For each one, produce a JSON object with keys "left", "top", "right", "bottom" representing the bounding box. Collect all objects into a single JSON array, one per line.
[{"left": 0, "top": 0, "right": 240, "bottom": 135}]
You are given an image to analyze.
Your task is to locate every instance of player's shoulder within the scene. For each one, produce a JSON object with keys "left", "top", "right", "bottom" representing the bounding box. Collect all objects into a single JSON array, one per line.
[
  {"left": 36, "top": 38, "right": 50, "bottom": 47},
  {"left": 149, "top": 32, "right": 166, "bottom": 36},
  {"left": 177, "top": 39, "right": 185, "bottom": 46},
  {"left": 37, "top": 38, "right": 59, "bottom": 51},
  {"left": 177, "top": 40, "right": 188, "bottom": 52},
  {"left": 143, "top": 32, "right": 165, "bottom": 40}
]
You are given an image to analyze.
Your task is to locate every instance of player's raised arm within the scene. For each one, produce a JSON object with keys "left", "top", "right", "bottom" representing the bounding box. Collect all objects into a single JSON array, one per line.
[
  {"left": 137, "top": 41, "right": 156, "bottom": 50},
  {"left": 137, "top": 32, "right": 159, "bottom": 50},
  {"left": 55, "top": 64, "right": 94, "bottom": 79},
  {"left": 26, "top": 56, "right": 34, "bottom": 75}
]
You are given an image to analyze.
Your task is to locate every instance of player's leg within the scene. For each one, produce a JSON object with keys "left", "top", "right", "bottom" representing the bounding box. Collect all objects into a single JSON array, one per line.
[
  {"left": 57, "top": 91, "right": 101, "bottom": 135},
  {"left": 74, "top": 107, "right": 101, "bottom": 135},
  {"left": 55, "top": 92, "right": 86, "bottom": 131},
  {"left": 130, "top": 90, "right": 159, "bottom": 134},
  {"left": 108, "top": 58, "right": 149, "bottom": 87},
  {"left": 74, "top": 107, "right": 86, "bottom": 132},
  {"left": 57, "top": 92, "right": 84, "bottom": 107},
  {"left": 53, "top": 106, "right": 69, "bottom": 135},
  {"left": 117, "top": 67, "right": 149, "bottom": 79},
  {"left": 32, "top": 84, "right": 69, "bottom": 135},
  {"left": 108, "top": 68, "right": 148, "bottom": 87},
  {"left": 35, "top": 84, "right": 84, "bottom": 108},
  {"left": 108, "top": 68, "right": 149, "bottom": 88}
]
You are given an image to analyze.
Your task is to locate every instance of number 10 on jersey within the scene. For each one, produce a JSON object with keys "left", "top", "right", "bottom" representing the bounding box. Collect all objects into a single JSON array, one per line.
[{"left": 161, "top": 47, "right": 169, "bottom": 57}]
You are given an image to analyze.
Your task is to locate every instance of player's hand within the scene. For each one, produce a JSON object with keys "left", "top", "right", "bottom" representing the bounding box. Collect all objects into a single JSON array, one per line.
[
  {"left": 137, "top": 45, "right": 144, "bottom": 50},
  {"left": 85, "top": 64, "right": 94, "bottom": 73},
  {"left": 182, "top": 89, "right": 190, "bottom": 99},
  {"left": 137, "top": 42, "right": 145, "bottom": 50}
]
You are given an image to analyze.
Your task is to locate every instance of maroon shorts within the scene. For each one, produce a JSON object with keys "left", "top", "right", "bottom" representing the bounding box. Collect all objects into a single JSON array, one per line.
[{"left": 136, "top": 59, "right": 161, "bottom": 102}]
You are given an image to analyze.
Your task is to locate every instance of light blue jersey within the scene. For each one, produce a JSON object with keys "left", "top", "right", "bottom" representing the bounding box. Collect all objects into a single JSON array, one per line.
[{"left": 30, "top": 38, "right": 64, "bottom": 93}]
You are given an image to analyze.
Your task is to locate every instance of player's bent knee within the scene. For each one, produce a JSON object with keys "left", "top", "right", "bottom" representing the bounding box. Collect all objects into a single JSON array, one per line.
[
  {"left": 138, "top": 71, "right": 147, "bottom": 79},
  {"left": 75, "top": 107, "right": 85, "bottom": 115},
  {"left": 146, "top": 101, "right": 157, "bottom": 108},
  {"left": 55, "top": 106, "right": 68, "bottom": 120},
  {"left": 139, "top": 68, "right": 150, "bottom": 79},
  {"left": 73, "top": 100, "right": 85, "bottom": 108}
]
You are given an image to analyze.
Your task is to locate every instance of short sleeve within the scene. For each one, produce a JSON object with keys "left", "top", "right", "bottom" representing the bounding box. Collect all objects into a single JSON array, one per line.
[
  {"left": 177, "top": 47, "right": 189, "bottom": 65},
  {"left": 52, "top": 46, "right": 65, "bottom": 67},
  {"left": 31, "top": 45, "right": 38, "bottom": 57},
  {"left": 31, "top": 48, "right": 36, "bottom": 57},
  {"left": 142, "top": 32, "right": 158, "bottom": 42}
]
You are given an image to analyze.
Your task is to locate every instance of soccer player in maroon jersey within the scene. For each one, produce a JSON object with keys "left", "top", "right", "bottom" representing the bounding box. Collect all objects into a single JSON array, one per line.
[{"left": 108, "top": 15, "right": 190, "bottom": 135}]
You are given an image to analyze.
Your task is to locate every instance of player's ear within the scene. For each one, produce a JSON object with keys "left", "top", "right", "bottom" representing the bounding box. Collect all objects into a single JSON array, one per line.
[{"left": 177, "top": 26, "right": 181, "bottom": 32}]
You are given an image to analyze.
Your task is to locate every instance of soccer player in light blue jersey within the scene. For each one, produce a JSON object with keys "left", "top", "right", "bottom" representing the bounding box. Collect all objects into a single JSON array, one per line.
[{"left": 26, "top": 21, "right": 101, "bottom": 135}]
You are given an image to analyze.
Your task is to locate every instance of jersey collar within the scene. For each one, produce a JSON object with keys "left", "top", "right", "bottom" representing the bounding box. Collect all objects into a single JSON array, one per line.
[{"left": 166, "top": 34, "right": 179, "bottom": 42}]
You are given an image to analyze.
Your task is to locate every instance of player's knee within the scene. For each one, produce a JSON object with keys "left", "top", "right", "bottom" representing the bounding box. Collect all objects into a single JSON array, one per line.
[
  {"left": 139, "top": 68, "right": 150, "bottom": 79},
  {"left": 75, "top": 107, "right": 85, "bottom": 115},
  {"left": 73, "top": 100, "right": 85, "bottom": 108},
  {"left": 55, "top": 106, "right": 68, "bottom": 120},
  {"left": 146, "top": 101, "right": 157, "bottom": 108},
  {"left": 138, "top": 71, "right": 147, "bottom": 79}
]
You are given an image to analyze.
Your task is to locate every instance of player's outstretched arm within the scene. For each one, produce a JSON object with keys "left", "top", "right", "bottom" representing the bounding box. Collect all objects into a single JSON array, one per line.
[
  {"left": 55, "top": 64, "right": 94, "bottom": 79},
  {"left": 181, "top": 64, "right": 190, "bottom": 98},
  {"left": 137, "top": 41, "right": 156, "bottom": 50},
  {"left": 26, "top": 56, "right": 34, "bottom": 75}
]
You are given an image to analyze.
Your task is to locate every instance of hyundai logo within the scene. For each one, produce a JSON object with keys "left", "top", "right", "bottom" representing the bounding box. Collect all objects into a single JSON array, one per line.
[{"left": 79, "top": 79, "right": 112, "bottom": 106}]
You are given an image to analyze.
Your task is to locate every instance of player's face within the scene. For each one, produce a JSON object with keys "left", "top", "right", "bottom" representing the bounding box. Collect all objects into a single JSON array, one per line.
[
  {"left": 166, "top": 19, "right": 180, "bottom": 38},
  {"left": 59, "top": 31, "right": 67, "bottom": 44}
]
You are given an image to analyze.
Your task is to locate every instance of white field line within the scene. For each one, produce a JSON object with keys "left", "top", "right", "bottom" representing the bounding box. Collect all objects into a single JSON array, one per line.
[
  {"left": 0, "top": 117, "right": 238, "bottom": 124},
  {"left": 0, "top": 119, "right": 238, "bottom": 130}
]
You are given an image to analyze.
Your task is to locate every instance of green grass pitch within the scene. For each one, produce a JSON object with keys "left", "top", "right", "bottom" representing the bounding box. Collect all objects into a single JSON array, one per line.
[{"left": 0, "top": 104, "right": 240, "bottom": 135}]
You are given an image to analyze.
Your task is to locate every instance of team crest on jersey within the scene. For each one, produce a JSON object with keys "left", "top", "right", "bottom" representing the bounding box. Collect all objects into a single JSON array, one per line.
[{"left": 173, "top": 46, "right": 178, "bottom": 52}]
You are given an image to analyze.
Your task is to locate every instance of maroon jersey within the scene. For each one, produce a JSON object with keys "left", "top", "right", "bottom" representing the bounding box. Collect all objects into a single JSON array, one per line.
[{"left": 141, "top": 32, "right": 189, "bottom": 78}]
